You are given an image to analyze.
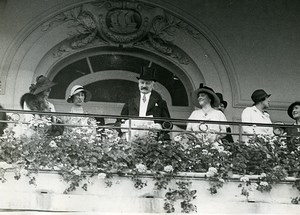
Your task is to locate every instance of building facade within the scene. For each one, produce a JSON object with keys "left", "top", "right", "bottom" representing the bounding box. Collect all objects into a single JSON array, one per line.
[{"left": 0, "top": 0, "right": 299, "bottom": 124}]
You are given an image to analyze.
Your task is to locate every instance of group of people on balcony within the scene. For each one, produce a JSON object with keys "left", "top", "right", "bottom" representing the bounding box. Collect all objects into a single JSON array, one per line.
[{"left": 0, "top": 65, "right": 299, "bottom": 142}]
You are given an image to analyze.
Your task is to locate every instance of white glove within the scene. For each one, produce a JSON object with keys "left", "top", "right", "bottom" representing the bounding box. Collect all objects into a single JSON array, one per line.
[{"left": 120, "top": 120, "right": 130, "bottom": 133}]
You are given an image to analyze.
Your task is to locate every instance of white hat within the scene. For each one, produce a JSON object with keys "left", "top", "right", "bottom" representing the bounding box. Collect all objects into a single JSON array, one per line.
[{"left": 67, "top": 85, "right": 92, "bottom": 103}]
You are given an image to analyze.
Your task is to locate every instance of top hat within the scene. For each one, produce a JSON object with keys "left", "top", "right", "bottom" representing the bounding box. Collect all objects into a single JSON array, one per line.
[
  {"left": 216, "top": 92, "right": 228, "bottom": 109},
  {"left": 136, "top": 66, "right": 156, "bottom": 82},
  {"left": 67, "top": 85, "right": 92, "bottom": 103},
  {"left": 191, "top": 83, "right": 220, "bottom": 108},
  {"left": 30, "top": 75, "right": 56, "bottom": 95},
  {"left": 287, "top": 101, "right": 300, "bottom": 119},
  {"left": 251, "top": 89, "right": 271, "bottom": 104}
]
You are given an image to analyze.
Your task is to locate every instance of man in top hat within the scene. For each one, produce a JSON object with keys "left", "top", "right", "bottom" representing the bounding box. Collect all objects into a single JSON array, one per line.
[
  {"left": 241, "top": 89, "right": 273, "bottom": 139},
  {"left": 119, "top": 65, "right": 171, "bottom": 139}
]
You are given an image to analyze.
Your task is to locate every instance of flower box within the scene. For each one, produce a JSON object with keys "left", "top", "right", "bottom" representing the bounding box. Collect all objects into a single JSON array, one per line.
[
  {"left": 1, "top": 121, "right": 300, "bottom": 214},
  {"left": 0, "top": 171, "right": 299, "bottom": 214}
]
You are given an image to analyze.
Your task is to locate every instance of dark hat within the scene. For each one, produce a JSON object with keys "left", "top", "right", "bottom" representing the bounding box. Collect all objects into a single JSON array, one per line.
[
  {"left": 287, "top": 101, "right": 300, "bottom": 119},
  {"left": 67, "top": 85, "right": 92, "bottom": 103},
  {"left": 191, "top": 83, "right": 220, "bottom": 108},
  {"left": 251, "top": 89, "right": 271, "bottom": 104},
  {"left": 216, "top": 92, "right": 228, "bottom": 109},
  {"left": 137, "top": 66, "right": 156, "bottom": 82},
  {"left": 29, "top": 75, "right": 56, "bottom": 95}
]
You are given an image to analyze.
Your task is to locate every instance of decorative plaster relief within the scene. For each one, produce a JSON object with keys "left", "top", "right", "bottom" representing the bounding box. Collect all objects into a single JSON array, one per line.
[{"left": 41, "top": 1, "right": 200, "bottom": 65}]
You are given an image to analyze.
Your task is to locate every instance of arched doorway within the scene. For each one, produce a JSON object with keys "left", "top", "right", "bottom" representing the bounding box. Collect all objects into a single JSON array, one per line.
[{"left": 48, "top": 47, "right": 195, "bottom": 120}]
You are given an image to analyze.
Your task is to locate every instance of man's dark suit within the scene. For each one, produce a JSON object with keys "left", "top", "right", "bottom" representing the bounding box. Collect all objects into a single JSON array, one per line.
[{"left": 120, "top": 90, "right": 171, "bottom": 124}]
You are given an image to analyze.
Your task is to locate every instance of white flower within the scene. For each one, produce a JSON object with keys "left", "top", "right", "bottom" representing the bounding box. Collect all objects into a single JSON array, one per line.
[
  {"left": 217, "top": 146, "right": 224, "bottom": 152},
  {"left": 202, "top": 149, "right": 208, "bottom": 155},
  {"left": 173, "top": 135, "right": 182, "bottom": 142},
  {"left": 208, "top": 167, "right": 218, "bottom": 174},
  {"left": 219, "top": 178, "right": 225, "bottom": 183},
  {"left": 49, "top": 140, "right": 57, "bottom": 148},
  {"left": 135, "top": 164, "right": 147, "bottom": 173},
  {"left": 279, "top": 141, "right": 287, "bottom": 148},
  {"left": 240, "top": 176, "right": 250, "bottom": 182},
  {"left": 12, "top": 124, "right": 33, "bottom": 139},
  {"left": 164, "top": 165, "right": 174, "bottom": 173},
  {"left": 203, "top": 139, "right": 210, "bottom": 145},
  {"left": 260, "top": 173, "right": 267, "bottom": 178},
  {"left": 73, "top": 169, "right": 81, "bottom": 176},
  {"left": 211, "top": 142, "right": 219, "bottom": 149},
  {"left": 250, "top": 183, "right": 259, "bottom": 190},
  {"left": 223, "top": 150, "right": 232, "bottom": 155},
  {"left": 20, "top": 169, "right": 28, "bottom": 176},
  {"left": 260, "top": 181, "right": 269, "bottom": 186},
  {"left": 97, "top": 173, "right": 106, "bottom": 179},
  {"left": 297, "top": 146, "right": 300, "bottom": 151},
  {"left": 206, "top": 167, "right": 218, "bottom": 177},
  {"left": 88, "top": 139, "right": 95, "bottom": 144},
  {"left": 206, "top": 171, "right": 215, "bottom": 178}
]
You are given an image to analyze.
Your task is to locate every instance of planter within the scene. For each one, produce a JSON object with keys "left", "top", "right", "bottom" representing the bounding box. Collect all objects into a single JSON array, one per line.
[{"left": 0, "top": 171, "right": 299, "bottom": 214}]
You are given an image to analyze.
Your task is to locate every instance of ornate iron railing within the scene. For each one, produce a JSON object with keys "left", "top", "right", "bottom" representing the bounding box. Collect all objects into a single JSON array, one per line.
[{"left": 0, "top": 108, "right": 299, "bottom": 142}]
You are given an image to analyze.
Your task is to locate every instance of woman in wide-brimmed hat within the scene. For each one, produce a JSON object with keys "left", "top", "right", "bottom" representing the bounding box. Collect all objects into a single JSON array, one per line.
[
  {"left": 286, "top": 101, "right": 300, "bottom": 140},
  {"left": 19, "top": 75, "right": 63, "bottom": 135},
  {"left": 186, "top": 83, "right": 227, "bottom": 141},
  {"left": 65, "top": 85, "right": 93, "bottom": 126},
  {"left": 20, "top": 75, "right": 57, "bottom": 122}
]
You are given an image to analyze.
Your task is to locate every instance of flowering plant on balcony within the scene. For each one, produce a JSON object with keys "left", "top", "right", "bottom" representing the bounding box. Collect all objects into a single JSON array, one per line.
[{"left": 0, "top": 119, "right": 300, "bottom": 212}]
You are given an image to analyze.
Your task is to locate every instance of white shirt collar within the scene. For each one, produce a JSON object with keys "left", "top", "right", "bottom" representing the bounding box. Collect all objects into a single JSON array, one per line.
[
  {"left": 140, "top": 92, "right": 151, "bottom": 101},
  {"left": 252, "top": 105, "right": 269, "bottom": 116}
]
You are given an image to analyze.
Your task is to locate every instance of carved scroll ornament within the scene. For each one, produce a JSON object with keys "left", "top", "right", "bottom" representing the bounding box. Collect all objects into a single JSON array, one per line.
[{"left": 43, "top": 1, "right": 196, "bottom": 64}]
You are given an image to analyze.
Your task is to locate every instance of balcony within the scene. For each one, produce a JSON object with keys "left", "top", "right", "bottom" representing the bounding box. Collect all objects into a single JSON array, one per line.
[{"left": 0, "top": 109, "right": 299, "bottom": 214}]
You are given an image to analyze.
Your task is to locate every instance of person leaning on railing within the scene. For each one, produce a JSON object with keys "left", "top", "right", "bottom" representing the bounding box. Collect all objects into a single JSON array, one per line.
[
  {"left": 117, "top": 64, "right": 172, "bottom": 140},
  {"left": 0, "top": 104, "right": 8, "bottom": 135},
  {"left": 286, "top": 101, "right": 300, "bottom": 143},
  {"left": 20, "top": 75, "right": 57, "bottom": 121},
  {"left": 216, "top": 92, "right": 234, "bottom": 143},
  {"left": 64, "top": 85, "right": 96, "bottom": 127},
  {"left": 241, "top": 89, "right": 273, "bottom": 141},
  {"left": 186, "top": 83, "right": 227, "bottom": 142},
  {"left": 20, "top": 75, "right": 63, "bottom": 135}
]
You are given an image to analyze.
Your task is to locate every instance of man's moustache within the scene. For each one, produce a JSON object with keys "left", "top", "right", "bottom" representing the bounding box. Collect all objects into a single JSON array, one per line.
[{"left": 141, "top": 87, "right": 148, "bottom": 90}]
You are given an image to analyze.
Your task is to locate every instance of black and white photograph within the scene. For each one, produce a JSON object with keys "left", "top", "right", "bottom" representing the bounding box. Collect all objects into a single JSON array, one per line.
[{"left": 0, "top": 0, "right": 300, "bottom": 214}]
